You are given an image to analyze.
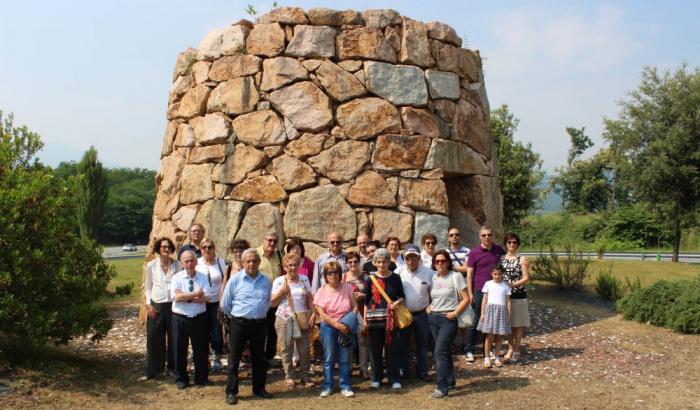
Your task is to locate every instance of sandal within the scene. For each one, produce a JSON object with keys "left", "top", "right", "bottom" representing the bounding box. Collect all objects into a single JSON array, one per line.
[
  {"left": 504, "top": 349, "right": 514, "bottom": 361},
  {"left": 494, "top": 358, "right": 503, "bottom": 367},
  {"left": 286, "top": 380, "right": 296, "bottom": 390},
  {"left": 483, "top": 358, "right": 492, "bottom": 368},
  {"left": 303, "top": 380, "right": 315, "bottom": 388}
]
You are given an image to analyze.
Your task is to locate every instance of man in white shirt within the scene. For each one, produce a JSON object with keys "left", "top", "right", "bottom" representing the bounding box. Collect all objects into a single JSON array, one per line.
[
  {"left": 171, "top": 250, "right": 210, "bottom": 389},
  {"left": 398, "top": 244, "right": 433, "bottom": 381},
  {"left": 445, "top": 226, "right": 471, "bottom": 361},
  {"left": 356, "top": 233, "right": 371, "bottom": 265}
]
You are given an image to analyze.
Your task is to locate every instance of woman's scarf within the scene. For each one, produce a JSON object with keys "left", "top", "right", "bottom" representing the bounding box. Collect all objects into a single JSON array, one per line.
[{"left": 370, "top": 275, "right": 394, "bottom": 345}]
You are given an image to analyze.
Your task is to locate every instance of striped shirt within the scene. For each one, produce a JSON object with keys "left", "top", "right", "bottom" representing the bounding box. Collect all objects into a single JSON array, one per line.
[{"left": 311, "top": 251, "right": 348, "bottom": 294}]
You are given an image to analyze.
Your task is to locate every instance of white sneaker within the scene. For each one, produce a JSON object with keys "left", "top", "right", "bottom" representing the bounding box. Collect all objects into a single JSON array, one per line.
[
  {"left": 465, "top": 352, "right": 475, "bottom": 362},
  {"left": 391, "top": 382, "right": 402, "bottom": 390},
  {"left": 370, "top": 381, "right": 380, "bottom": 389},
  {"left": 489, "top": 350, "right": 496, "bottom": 360},
  {"left": 319, "top": 389, "right": 331, "bottom": 398},
  {"left": 341, "top": 389, "right": 355, "bottom": 397}
]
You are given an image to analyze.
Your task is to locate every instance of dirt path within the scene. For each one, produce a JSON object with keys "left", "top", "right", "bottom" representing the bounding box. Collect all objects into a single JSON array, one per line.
[{"left": 4, "top": 288, "right": 698, "bottom": 409}]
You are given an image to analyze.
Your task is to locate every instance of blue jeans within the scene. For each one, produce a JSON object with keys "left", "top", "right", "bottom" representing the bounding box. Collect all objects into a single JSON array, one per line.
[
  {"left": 429, "top": 313, "right": 457, "bottom": 395},
  {"left": 466, "top": 290, "right": 484, "bottom": 354},
  {"left": 399, "top": 310, "right": 430, "bottom": 379},
  {"left": 320, "top": 322, "right": 352, "bottom": 391},
  {"left": 206, "top": 302, "right": 223, "bottom": 356}
]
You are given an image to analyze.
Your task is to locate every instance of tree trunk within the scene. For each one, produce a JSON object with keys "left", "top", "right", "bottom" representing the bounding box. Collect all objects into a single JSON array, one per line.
[{"left": 672, "top": 219, "right": 681, "bottom": 263}]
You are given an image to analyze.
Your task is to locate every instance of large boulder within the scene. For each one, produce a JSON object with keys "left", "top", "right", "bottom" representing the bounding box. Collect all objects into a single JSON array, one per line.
[
  {"left": 335, "top": 97, "right": 400, "bottom": 139},
  {"left": 446, "top": 175, "right": 504, "bottom": 247},
  {"left": 314, "top": 60, "right": 366, "bottom": 102},
  {"left": 373, "top": 135, "right": 430, "bottom": 170},
  {"left": 399, "top": 17, "right": 434, "bottom": 68},
  {"left": 336, "top": 27, "right": 396, "bottom": 63},
  {"left": 180, "top": 164, "right": 215, "bottom": 204},
  {"left": 308, "top": 140, "right": 370, "bottom": 182},
  {"left": 285, "top": 25, "right": 336, "bottom": 58},
  {"left": 269, "top": 81, "right": 333, "bottom": 132},
  {"left": 260, "top": 57, "right": 309, "bottom": 91},
  {"left": 246, "top": 23, "right": 286, "bottom": 57},
  {"left": 424, "top": 139, "right": 490, "bottom": 176},
  {"left": 208, "top": 55, "right": 261, "bottom": 81},
  {"left": 268, "top": 154, "right": 317, "bottom": 191},
  {"left": 230, "top": 175, "right": 287, "bottom": 203},
  {"left": 398, "top": 178, "right": 448, "bottom": 214},
  {"left": 194, "top": 199, "right": 247, "bottom": 256},
  {"left": 207, "top": 77, "right": 259, "bottom": 115},
  {"left": 364, "top": 61, "right": 428, "bottom": 106},
  {"left": 236, "top": 203, "right": 285, "bottom": 250},
  {"left": 372, "top": 208, "right": 413, "bottom": 243},
  {"left": 347, "top": 171, "right": 396, "bottom": 207},
  {"left": 190, "top": 113, "right": 231, "bottom": 145},
  {"left": 284, "top": 184, "right": 357, "bottom": 241},
  {"left": 212, "top": 143, "right": 267, "bottom": 184},
  {"left": 413, "top": 212, "right": 450, "bottom": 249},
  {"left": 232, "top": 110, "right": 287, "bottom": 147}
]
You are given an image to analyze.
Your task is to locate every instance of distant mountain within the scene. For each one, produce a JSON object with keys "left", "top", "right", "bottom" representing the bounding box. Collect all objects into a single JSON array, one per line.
[{"left": 534, "top": 173, "right": 562, "bottom": 214}]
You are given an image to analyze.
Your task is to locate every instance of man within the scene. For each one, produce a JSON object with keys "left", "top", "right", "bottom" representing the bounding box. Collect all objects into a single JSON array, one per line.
[
  {"left": 397, "top": 244, "right": 433, "bottom": 381},
  {"left": 356, "top": 233, "right": 371, "bottom": 265},
  {"left": 362, "top": 240, "right": 396, "bottom": 274},
  {"left": 170, "top": 250, "right": 210, "bottom": 389},
  {"left": 465, "top": 225, "right": 505, "bottom": 362},
  {"left": 178, "top": 223, "right": 205, "bottom": 259},
  {"left": 446, "top": 227, "right": 470, "bottom": 274},
  {"left": 420, "top": 233, "right": 437, "bottom": 269},
  {"left": 256, "top": 232, "right": 282, "bottom": 365},
  {"left": 311, "top": 232, "right": 347, "bottom": 294},
  {"left": 220, "top": 248, "right": 273, "bottom": 405}
]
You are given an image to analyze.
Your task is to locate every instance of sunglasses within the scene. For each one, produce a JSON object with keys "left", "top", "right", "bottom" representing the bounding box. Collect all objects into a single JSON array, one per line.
[
  {"left": 324, "top": 270, "right": 341, "bottom": 275},
  {"left": 424, "top": 241, "right": 436, "bottom": 245},
  {"left": 160, "top": 245, "right": 171, "bottom": 250},
  {"left": 506, "top": 241, "right": 519, "bottom": 245},
  {"left": 202, "top": 245, "right": 214, "bottom": 250},
  {"left": 188, "top": 279, "right": 194, "bottom": 292},
  {"left": 329, "top": 241, "right": 341, "bottom": 245},
  {"left": 434, "top": 259, "right": 448, "bottom": 264},
  {"left": 266, "top": 238, "right": 278, "bottom": 243},
  {"left": 449, "top": 233, "right": 460, "bottom": 237},
  {"left": 481, "top": 233, "right": 493, "bottom": 238}
]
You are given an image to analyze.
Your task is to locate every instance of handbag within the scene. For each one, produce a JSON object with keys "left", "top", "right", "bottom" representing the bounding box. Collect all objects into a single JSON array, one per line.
[
  {"left": 286, "top": 277, "right": 310, "bottom": 330},
  {"left": 369, "top": 275, "right": 413, "bottom": 329},
  {"left": 365, "top": 308, "right": 388, "bottom": 329},
  {"left": 452, "top": 271, "right": 475, "bottom": 328}
]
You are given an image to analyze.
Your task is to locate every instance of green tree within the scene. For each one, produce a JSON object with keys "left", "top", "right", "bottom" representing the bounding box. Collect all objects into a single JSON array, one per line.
[
  {"left": 565, "top": 126, "right": 593, "bottom": 167},
  {"left": 76, "top": 147, "right": 108, "bottom": 241},
  {"left": 0, "top": 111, "right": 114, "bottom": 344},
  {"left": 550, "top": 148, "right": 614, "bottom": 212},
  {"left": 551, "top": 127, "right": 594, "bottom": 209},
  {"left": 491, "top": 104, "right": 545, "bottom": 229},
  {"left": 99, "top": 168, "right": 156, "bottom": 244},
  {"left": 604, "top": 65, "right": 700, "bottom": 262}
]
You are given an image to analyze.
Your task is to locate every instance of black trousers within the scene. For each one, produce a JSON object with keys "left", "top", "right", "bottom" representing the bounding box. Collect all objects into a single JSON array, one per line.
[
  {"left": 226, "top": 316, "right": 267, "bottom": 395},
  {"left": 146, "top": 301, "right": 173, "bottom": 378},
  {"left": 172, "top": 312, "right": 209, "bottom": 385},
  {"left": 368, "top": 326, "right": 401, "bottom": 384},
  {"left": 265, "top": 307, "right": 277, "bottom": 360}
]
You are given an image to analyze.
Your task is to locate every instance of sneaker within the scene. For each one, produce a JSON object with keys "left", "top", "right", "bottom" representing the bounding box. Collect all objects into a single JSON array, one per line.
[
  {"left": 370, "top": 381, "right": 380, "bottom": 389},
  {"left": 137, "top": 375, "right": 149, "bottom": 382},
  {"left": 430, "top": 389, "right": 446, "bottom": 399},
  {"left": 212, "top": 358, "right": 223, "bottom": 373},
  {"left": 489, "top": 350, "right": 496, "bottom": 360},
  {"left": 319, "top": 389, "right": 332, "bottom": 398},
  {"left": 483, "top": 357, "right": 492, "bottom": 368},
  {"left": 512, "top": 351, "right": 520, "bottom": 362},
  {"left": 391, "top": 382, "right": 402, "bottom": 390},
  {"left": 465, "top": 352, "right": 475, "bottom": 363},
  {"left": 341, "top": 389, "right": 355, "bottom": 397}
]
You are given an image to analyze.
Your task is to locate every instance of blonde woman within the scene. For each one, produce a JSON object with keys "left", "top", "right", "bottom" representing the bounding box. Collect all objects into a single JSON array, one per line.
[{"left": 196, "top": 238, "right": 228, "bottom": 372}]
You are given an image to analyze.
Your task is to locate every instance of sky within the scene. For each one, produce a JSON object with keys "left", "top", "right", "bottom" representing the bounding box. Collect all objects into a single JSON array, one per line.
[{"left": 1, "top": 0, "right": 698, "bottom": 171}]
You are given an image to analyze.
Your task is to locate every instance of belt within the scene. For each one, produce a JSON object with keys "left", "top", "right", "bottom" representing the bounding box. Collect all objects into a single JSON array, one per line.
[
  {"left": 173, "top": 311, "right": 205, "bottom": 319},
  {"left": 411, "top": 308, "right": 427, "bottom": 315},
  {"left": 232, "top": 316, "right": 266, "bottom": 324}
]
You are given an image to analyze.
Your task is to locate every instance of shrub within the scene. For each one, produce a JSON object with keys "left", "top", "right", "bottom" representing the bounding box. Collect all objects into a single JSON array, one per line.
[
  {"left": 531, "top": 245, "right": 590, "bottom": 290},
  {"left": 115, "top": 282, "right": 134, "bottom": 296},
  {"left": 594, "top": 270, "right": 624, "bottom": 301},
  {"left": 616, "top": 277, "right": 700, "bottom": 334}
]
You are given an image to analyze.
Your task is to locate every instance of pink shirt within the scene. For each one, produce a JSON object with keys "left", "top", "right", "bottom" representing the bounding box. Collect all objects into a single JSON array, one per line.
[{"left": 313, "top": 283, "right": 353, "bottom": 322}]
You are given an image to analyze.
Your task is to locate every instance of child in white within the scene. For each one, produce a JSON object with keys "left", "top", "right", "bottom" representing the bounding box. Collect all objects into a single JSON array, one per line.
[{"left": 476, "top": 266, "right": 512, "bottom": 368}]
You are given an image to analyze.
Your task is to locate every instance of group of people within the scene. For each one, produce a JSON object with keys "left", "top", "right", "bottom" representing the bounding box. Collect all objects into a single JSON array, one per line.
[{"left": 142, "top": 223, "right": 530, "bottom": 404}]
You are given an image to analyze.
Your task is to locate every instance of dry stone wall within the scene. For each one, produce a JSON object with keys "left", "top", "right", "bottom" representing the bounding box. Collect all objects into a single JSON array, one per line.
[{"left": 151, "top": 7, "right": 504, "bottom": 257}]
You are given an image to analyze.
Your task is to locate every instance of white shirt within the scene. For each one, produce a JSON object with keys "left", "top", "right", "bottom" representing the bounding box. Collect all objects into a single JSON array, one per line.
[
  {"left": 272, "top": 275, "right": 312, "bottom": 320},
  {"left": 393, "top": 254, "right": 406, "bottom": 271},
  {"left": 196, "top": 256, "right": 227, "bottom": 303},
  {"left": 481, "top": 280, "right": 511, "bottom": 306},
  {"left": 420, "top": 251, "right": 434, "bottom": 269},
  {"left": 398, "top": 264, "right": 433, "bottom": 312},
  {"left": 144, "top": 257, "right": 180, "bottom": 304},
  {"left": 171, "top": 269, "right": 209, "bottom": 317},
  {"left": 447, "top": 245, "right": 470, "bottom": 268}
]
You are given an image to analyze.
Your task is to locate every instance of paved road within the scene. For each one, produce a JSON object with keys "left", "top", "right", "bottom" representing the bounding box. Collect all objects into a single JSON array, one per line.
[
  {"left": 520, "top": 251, "right": 700, "bottom": 264},
  {"left": 103, "top": 246, "right": 146, "bottom": 260}
]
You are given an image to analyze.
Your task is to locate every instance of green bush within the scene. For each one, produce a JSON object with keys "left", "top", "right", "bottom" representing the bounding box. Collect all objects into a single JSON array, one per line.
[
  {"left": 115, "top": 282, "right": 134, "bottom": 296},
  {"left": 616, "top": 277, "right": 700, "bottom": 334},
  {"left": 531, "top": 246, "right": 590, "bottom": 290},
  {"left": 594, "top": 270, "right": 624, "bottom": 301}
]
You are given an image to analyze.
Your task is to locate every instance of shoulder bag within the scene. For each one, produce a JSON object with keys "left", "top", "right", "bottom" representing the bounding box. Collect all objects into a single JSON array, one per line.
[
  {"left": 286, "top": 277, "right": 310, "bottom": 330},
  {"left": 369, "top": 275, "right": 413, "bottom": 329},
  {"left": 452, "top": 271, "right": 475, "bottom": 328}
]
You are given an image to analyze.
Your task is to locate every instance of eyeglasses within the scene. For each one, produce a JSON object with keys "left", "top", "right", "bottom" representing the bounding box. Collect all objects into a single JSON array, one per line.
[
  {"left": 324, "top": 271, "right": 341, "bottom": 275},
  {"left": 357, "top": 242, "right": 367, "bottom": 246},
  {"left": 481, "top": 233, "right": 493, "bottom": 238},
  {"left": 434, "top": 259, "right": 448, "bottom": 264},
  {"left": 188, "top": 279, "right": 194, "bottom": 292},
  {"left": 346, "top": 260, "right": 359, "bottom": 265},
  {"left": 202, "top": 245, "right": 213, "bottom": 250},
  {"left": 449, "top": 233, "right": 460, "bottom": 237},
  {"left": 231, "top": 249, "right": 243, "bottom": 254},
  {"left": 160, "top": 245, "right": 171, "bottom": 250},
  {"left": 506, "top": 241, "right": 519, "bottom": 245},
  {"left": 265, "top": 238, "right": 278, "bottom": 243},
  {"left": 424, "top": 241, "right": 436, "bottom": 245},
  {"left": 285, "top": 264, "right": 298, "bottom": 268},
  {"left": 329, "top": 241, "right": 341, "bottom": 245}
]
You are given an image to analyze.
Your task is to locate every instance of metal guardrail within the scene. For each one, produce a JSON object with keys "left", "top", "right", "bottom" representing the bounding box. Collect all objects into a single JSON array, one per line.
[{"left": 520, "top": 251, "right": 700, "bottom": 264}]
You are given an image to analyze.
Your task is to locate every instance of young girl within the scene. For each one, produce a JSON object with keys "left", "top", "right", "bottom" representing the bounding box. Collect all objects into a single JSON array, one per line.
[{"left": 476, "top": 266, "right": 512, "bottom": 368}]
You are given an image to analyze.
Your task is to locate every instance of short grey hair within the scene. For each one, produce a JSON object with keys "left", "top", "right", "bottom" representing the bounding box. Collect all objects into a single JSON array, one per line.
[
  {"left": 373, "top": 248, "right": 391, "bottom": 263},
  {"left": 179, "top": 249, "right": 196, "bottom": 262},
  {"left": 241, "top": 248, "right": 260, "bottom": 261}
]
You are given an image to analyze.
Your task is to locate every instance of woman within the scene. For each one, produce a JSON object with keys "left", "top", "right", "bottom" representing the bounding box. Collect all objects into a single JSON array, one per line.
[
  {"left": 314, "top": 261, "right": 358, "bottom": 398},
  {"left": 141, "top": 237, "right": 180, "bottom": 381},
  {"left": 270, "top": 254, "right": 316, "bottom": 389},
  {"left": 196, "top": 238, "right": 228, "bottom": 372},
  {"left": 499, "top": 233, "right": 530, "bottom": 362},
  {"left": 343, "top": 251, "right": 370, "bottom": 379},
  {"left": 421, "top": 233, "right": 437, "bottom": 269},
  {"left": 364, "top": 248, "right": 406, "bottom": 390},
  {"left": 284, "top": 239, "right": 315, "bottom": 281},
  {"left": 385, "top": 236, "right": 406, "bottom": 270},
  {"left": 223, "top": 239, "right": 250, "bottom": 290},
  {"left": 426, "top": 249, "right": 470, "bottom": 398}
]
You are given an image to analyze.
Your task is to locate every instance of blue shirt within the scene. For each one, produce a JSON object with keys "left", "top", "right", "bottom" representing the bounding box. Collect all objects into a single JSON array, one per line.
[{"left": 220, "top": 270, "right": 271, "bottom": 319}]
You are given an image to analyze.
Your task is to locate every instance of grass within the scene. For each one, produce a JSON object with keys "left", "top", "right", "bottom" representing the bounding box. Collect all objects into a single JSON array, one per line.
[
  {"left": 586, "top": 260, "right": 699, "bottom": 287},
  {"left": 103, "top": 258, "right": 145, "bottom": 304}
]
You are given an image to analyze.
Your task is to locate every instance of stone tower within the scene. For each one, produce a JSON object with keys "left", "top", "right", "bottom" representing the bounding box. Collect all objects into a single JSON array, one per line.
[{"left": 151, "top": 7, "right": 503, "bottom": 257}]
